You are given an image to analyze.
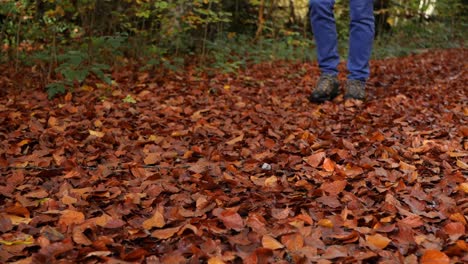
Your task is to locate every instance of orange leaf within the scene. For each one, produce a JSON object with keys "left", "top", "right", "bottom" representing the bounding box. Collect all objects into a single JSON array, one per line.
[
  {"left": 317, "top": 219, "right": 333, "bottom": 228},
  {"left": 400, "top": 215, "right": 424, "bottom": 228},
  {"left": 322, "top": 158, "right": 335, "bottom": 172},
  {"left": 366, "top": 234, "right": 391, "bottom": 249},
  {"left": 458, "top": 182, "right": 468, "bottom": 194},
  {"left": 320, "top": 180, "right": 347, "bottom": 196},
  {"left": 271, "top": 207, "right": 291, "bottom": 220},
  {"left": 143, "top": 153, "right": 160, "bottom": 165},
  {"left": 89, "top": 130, "right": 105, "bottom": 138},
  {"left": 443, "top": 222, "right": 465, "bottom": 240},
  {"left": 456, "top": 160, "right": 468, "bottom": 169},
  {"left": 59, "top": 210, "right": 85, "bottom": 226},
  {"left": 281, "top": 233, "right": 304, "bottom": 251},
  {"left": 218, "top": 209, "right": 244, "bottom": 231},
  {"left": 304, "top": 152, "right": 325, "bottom": 168},
  {"left": 142, "top": 210, "right": 165, "bottom": 230},
  {"left": 262, "top": 235, "right": 284, "bottom": 250},
  {"left": 449, "top": 213, "right": 467, "bottom": 225},
  {"left": 208, "top": 257, "right": 225, "bottom": 264},
  {"left": 151, "top": 226, "right": 181, "bottom": 239},
  {"left": 420, "top": 249, "right": 450, "bottom": 264},
  {"left": 399, "top": 161, "right": 416, "bottom": 171},
  {"left": 264, "top": 176, "right": 278, "bottom": 187},
  {"left": 226, "top": 133, "right": 244, "bottom": 145}
]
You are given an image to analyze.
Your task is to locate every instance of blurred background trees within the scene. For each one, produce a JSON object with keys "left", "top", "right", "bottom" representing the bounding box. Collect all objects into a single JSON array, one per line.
[{"left": 0, "top": 0, "right": 466, "bottom": 96}]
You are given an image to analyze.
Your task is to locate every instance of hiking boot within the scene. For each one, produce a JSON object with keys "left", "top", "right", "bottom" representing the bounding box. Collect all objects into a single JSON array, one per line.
[
  {"left": 344, "top": 79, "right": 366, "bottom": 101},
  {"left": 309, "top": 74, "right": 340, "bottom": 103}
]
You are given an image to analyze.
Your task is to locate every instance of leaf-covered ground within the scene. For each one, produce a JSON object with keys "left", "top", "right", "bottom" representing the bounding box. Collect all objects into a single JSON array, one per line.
[{"left": 0, "top": 49, "right": 467, "bottom": 264}]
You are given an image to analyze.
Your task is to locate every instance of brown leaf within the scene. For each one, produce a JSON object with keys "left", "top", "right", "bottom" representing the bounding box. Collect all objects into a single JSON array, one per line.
[
  {"left": 458, "top": 182, "right": 468, "bottom": 193},
  {"left": 151, "top": 226, "right": 181, "bottom": 239},
  {"left": 246, "top": 213, "right": 267, "bottom": 235},
  {"left": 41, "top": 226, "right": 65, "bottom": 242},
  {"left": 456, "top": 160, "right": 468, "bottom": 169},
  {"left": 59, "top": 210, "right": 85, "bottom": 227},
  {"left": 271, "top": 207, "right": 291, "bottom": 220},
  {"left": 262, "top": 235, "right": 284, "bottom": 250},
  {"left": 281, "top": 233, "right": 304, "bottom": 251},
  {"left": 443, "top": 222, "right": 465, "bottom": 240},
  {"left": 25, "top": 189, "right": 48, "bottom": 199},
  {"left": 323, "top": 158, "right": 335, "bottom": 172},
  {"left": 399, "top": 161, "right": 416, "bottom": 171},
  {"left": 89, "top": 130, "right": 105, "bottom": 138},
  {"left": 264, "top": 176, "right": 278, "bottom": 187},
  {"left": 208, "top": 257, "right": 225, "bottom": 264},
  {"left": 226, "top": 133, "right": 244, "bottom": 145},
  {"left": 366, "top": 234, "right": 391, "bottom": 249},
  {"left": 317, "top": 219, "right": 333, "bottom": 228},
  {"left": 188, "top": 162, "right": 208, "bottom": 174},
  {"left": 142, "top": 209, "right": 165, "bottom": 230},
  {"left": 322, "top": 245, "right": 348, "bottom": 259},
  {"left": 0, "top": 214, "right": 13, "bottom": 232},
  {"left": 449, "top": 213, "right": 467, "bottom": 225},
  {"left": 304, "top": 152, "right": 325, "bottom": 167},
  {"left": 143, "top": 153, "right": 160, "bottom": 165},
  {"left": 320, "top": 180, "right": 347, "bottom": 196},
  {"left": 420, "top": 249, "right": 450, "bottom": 264},
  {"left": 399, "top": 215, "right": 424, "bottom": 228},
  {"left": 216, "top": 209, "right": 244, "bottom": 231},
  {"left": 73, "top": 225, "right": 93, "bottom": 245},
  {"left": 5, "top": 214, "right": 31, "bottom": 226}
]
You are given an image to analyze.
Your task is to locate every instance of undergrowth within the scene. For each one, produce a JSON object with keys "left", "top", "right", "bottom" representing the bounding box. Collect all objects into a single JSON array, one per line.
[{"left": 2, "top": 20, "right": 467, "bottom": 99}]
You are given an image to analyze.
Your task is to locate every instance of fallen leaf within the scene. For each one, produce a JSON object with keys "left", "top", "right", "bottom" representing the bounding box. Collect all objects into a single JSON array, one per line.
[
  {"left": 264, "top": 176, "right": 278, "bottom": 187},
  {"left": 318, "top": 219, "right": 333, "bottom": 228},
  {"left": 420, "top": 249, "right": 450, "bottom": 264},
  {"left": 366, "top": 234, "right": 391, "bottom": 249},
  {"left": 456, "top": 160, "right": 468, "bottom": 169},
  {"left": 226, "top": 133, "right": 244, "bottom": 145},
  {"left": 89, "top": 130, "right": 105, "bottom": 138},
  {"left": 218, "top": 209, "right": 244, "bottom": 231},
  {"left": 449, "top": 213, "right": 467, "bottom": 225},
  {"left": 271, "top": 207, "right": 291, "bottom": 220},
  {"left": 320, "top": 180, "right": 347, "bottom": 196},
  {"left": 208, "top": 256, "right": 225, "bottom": 264},
  {"left": 399, "top": 161, "right": 417, "bottom": 171},
  {"left": 304, "top": 152, "right": 325, "bottom": 167},
  {"left": 144, "top": 153, "right": 160, "bottom": 165},
  {"left": 262, "top": 235, "right": 284, "bottom": 250},
  {"left": 59, "top": 210, "right": 85, "bottom": 226},
  {"left": 399, "top": 215, "right": 424, "bottom": 228},
  {"left": 443, "top": 222, "right": 465, "bottom": 240},
  {"left": 142, "top": 209, "right": 165, "bottom": 230},
  {"left": 6, "top": 214, "right": 32, "bottom": 226},
  {"left": 458, "top": 182, "right": 468, "bottom": 193},
  {"left": 323, "top": 158, "right": 335, "bottom": 172},
  {"left": 0, "top": 235, "right": 34, "bottom": 246},
  {"left": 151, "top": 226, "right": 181, "bottom": 239},
  {"left": 322, "top": 245, "right": 348, "bottom": 259},
  {"left": 281, "top": 233, "right": 304, "bottom": 251}
]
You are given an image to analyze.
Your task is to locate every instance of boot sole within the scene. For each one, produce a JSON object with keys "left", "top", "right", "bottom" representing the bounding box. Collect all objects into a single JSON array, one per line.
[{"left": 308, "top": 86, "right": 339, "bottom": 103}]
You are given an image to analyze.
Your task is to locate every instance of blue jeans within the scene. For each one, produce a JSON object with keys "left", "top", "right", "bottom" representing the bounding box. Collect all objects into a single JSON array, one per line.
[{"left": 309, "top": 0, "right": 375, "bottom": 81}]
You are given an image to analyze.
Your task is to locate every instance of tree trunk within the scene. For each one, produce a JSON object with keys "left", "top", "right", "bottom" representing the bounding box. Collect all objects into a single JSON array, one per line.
[{"left": 254, "top": 0, "right": 265, "bottom": 42}]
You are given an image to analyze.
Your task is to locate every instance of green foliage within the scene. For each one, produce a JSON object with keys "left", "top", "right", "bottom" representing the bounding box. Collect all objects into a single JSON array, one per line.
[{"left": 45, "top": 50, "right": 111, "bottom": 98}]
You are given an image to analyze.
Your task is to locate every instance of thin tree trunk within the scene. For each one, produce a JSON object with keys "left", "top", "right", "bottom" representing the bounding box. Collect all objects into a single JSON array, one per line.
[{"left": 254, "top": 0, "right": 265, "bottom": 42}]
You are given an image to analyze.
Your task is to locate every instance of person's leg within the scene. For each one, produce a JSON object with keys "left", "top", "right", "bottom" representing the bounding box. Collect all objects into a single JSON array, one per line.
[
  {"left": 347, "top": 0, "right": 375, "bottom": 81},
  {"left": 309, "top": 0, "right": 340, "bottom": 76}
]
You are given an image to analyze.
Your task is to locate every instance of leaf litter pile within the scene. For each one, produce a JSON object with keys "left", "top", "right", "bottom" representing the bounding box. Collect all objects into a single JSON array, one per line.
[{"left": 0, "top": 49, "right": 467, "bottom": 263}]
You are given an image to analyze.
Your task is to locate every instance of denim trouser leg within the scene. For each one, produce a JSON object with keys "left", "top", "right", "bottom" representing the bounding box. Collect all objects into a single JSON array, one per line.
[
  {"left": 348, "top": 0, "right": 375, "bottom": 81},
  {"left": 309, "top": 0, "right": 339, "bottom": 76}
]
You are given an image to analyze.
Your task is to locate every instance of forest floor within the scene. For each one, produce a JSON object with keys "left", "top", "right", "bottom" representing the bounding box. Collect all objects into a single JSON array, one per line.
[{"left": 0, "top": 48, "right": 467, "bottom": 263}]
